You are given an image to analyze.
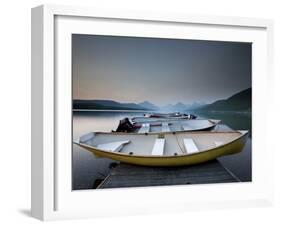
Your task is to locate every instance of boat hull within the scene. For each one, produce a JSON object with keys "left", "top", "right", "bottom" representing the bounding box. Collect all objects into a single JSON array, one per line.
[{"left": 76, "top": 131, "right": 248, "bottom": 167}]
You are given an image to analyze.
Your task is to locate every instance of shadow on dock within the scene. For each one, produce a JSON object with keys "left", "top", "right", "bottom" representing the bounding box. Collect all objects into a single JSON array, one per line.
[{"left": 97, "top": 159, "right": 239, "bottom": 189}]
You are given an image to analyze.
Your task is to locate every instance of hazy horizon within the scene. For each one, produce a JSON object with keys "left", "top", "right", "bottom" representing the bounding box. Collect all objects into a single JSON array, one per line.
[
  {"left": 72, "top": 34, "right": 252, "bottom": 105},
  {"left": 73, "top": 86, "right": 251, "bottom": 107}
]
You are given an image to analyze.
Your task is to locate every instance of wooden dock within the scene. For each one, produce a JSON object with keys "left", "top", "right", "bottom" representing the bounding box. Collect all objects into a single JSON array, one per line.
[{"left": 97, "top": 159, "right": 239, "bottom": 189}]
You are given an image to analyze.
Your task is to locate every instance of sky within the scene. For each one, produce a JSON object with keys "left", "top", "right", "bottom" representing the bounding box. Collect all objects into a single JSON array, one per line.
[{"left": 72, "top": 34, "right": 251, "bottom": 106}]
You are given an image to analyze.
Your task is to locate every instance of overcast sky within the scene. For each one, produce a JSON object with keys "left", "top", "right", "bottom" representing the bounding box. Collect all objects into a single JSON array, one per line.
[{"left": 72, "top": 34, "right": 251, "bottom": 105}]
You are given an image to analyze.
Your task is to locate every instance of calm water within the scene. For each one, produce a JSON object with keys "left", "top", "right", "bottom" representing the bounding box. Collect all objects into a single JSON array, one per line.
[{"left": 72, "top": 110, "right": 252, "bottom": 190}]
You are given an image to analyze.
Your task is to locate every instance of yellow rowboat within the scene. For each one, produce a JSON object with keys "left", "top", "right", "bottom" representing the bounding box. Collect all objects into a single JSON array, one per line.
[{"left": 74, "top": 130, "right": 248, "bottom": 167}]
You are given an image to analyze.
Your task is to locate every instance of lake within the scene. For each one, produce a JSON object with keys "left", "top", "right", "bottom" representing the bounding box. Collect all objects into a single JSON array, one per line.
[{"left": 72, "top": 110, "right": 252, "bottom": 190}]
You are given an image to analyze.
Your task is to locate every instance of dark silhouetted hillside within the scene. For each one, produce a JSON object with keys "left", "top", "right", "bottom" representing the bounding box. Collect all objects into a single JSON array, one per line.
[
  {"left": 73, "top": 99, "right": 150, "bottom": 110},
  {"left": 197, "top": 88, "right": 251, "bottom": 111}
]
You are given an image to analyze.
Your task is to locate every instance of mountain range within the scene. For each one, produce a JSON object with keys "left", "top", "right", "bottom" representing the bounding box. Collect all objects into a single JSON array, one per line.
[
  {"left": 73, "top": 99, "right": 149, "bottom": 110},
  {"left": 73, "top": 99, "right": 205, "bottom": 111},
  {"left": 73, "top": 88, "right": 251, "bottom": 112},
  {"left": 138, "top": 101, "right": 159, "bottom": 110},
  {"left": 161, "top": 101, "right": 206, "bottom": 111},
  {"left": 195, "top": 88, "right": 251, "bottom": 112}
]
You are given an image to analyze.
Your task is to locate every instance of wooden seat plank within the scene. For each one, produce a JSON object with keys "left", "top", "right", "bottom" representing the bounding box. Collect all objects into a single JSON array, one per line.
[
  {"left": 183, "top": 138, "right": 199, "bottom": 154},
  {"left": 97, "top": 140, "right": 130, "bottom": 152},
  {"left": 151, "top": 138, "right": 165, "bottom": 156}
]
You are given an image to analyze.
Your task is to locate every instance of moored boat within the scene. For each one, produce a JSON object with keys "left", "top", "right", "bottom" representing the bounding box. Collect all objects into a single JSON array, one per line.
[
  {"left": 74, "top": 130, "right": 248, "bottom": 167},
  {"left": 143, "top": 112, "right": 197, "bottom": 119},
  {"left": 132, "top": 116, "right": 193, "bottom": 124},
  {"left": 115, "top": 118, "right": 220, "bottom": 133}
]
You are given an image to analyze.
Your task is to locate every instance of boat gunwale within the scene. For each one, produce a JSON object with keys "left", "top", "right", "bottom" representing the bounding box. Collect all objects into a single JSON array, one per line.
[{"left": 75, "top": 130, "right": 249, "bottom": 159}]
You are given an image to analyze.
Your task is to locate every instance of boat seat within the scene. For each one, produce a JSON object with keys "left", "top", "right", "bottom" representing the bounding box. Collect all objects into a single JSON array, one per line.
[
  {"left": 138, "top": 123, "right": 150, "bottom": 133},
  {"left": 183, "top": 138, "right": 199, "bottom": 154},
  {"left": 151, "top": 138, "right": 165, "bottom": 155},
  {"left": 97, "top": 140, "right": 130, "bottom": 152},
  {"left": 214, "top": 141, "right": 224, "bottom": 147},
  {"left": 181, "top": 124, "right": 193, "bottom": 131},
  {"left": 162, "top": 122, "right": 170, "bottom": 132}
]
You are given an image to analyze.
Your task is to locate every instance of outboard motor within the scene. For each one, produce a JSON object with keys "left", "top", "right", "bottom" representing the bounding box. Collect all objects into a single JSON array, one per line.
[
  {"left": 115, "top": 117, "right": 135, "bottom": 132},
  {"left": 189, "top": 114, "right": 197, "bottom": 119}
]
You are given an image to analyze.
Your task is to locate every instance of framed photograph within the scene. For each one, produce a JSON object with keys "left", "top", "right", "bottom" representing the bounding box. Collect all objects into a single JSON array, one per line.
[{"left": 31, "top": 4, "right": 274, "bottom": 221}]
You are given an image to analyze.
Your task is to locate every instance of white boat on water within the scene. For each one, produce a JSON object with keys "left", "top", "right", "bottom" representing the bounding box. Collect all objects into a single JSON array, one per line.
[
  {"left": 143, "top": 112, "right": 197, "bottom": 119},
  {"left": 115, "top": 118, "right": 221, "bottom": 133}
]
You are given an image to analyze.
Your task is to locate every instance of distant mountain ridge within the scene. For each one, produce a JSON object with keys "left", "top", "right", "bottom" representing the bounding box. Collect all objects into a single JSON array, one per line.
[
  {"left": 73, "top": 89, "right": 250, "bottom": 111},
  {"left": 160, "top": 101, "right": 205, "bottom": 111},
  {"left": 161, "top": 102, "right": 185, "bottom": 111},
  {"left": 196, "top": 88, "right": 251, "bottom": 112},
  {"left": 73, "top": 99, "right": 206, "bottom": 111},
  {"left": 73, "top": 99, "right": 150, "bottom": 110},
  {"left": 138, "top": 101, "right": 159, "bottom": 110}
]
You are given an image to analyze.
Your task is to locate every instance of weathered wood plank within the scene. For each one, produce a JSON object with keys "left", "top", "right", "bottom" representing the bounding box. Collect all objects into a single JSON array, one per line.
[
  {"left": 151, "top": 138, "right": 165, "bottom": 155},
  {"left": 98, "top": 159, "right": 238, "bottom": 189}
]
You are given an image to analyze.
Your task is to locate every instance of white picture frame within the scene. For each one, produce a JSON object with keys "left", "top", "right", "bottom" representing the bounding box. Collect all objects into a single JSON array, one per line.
[{"left": 31, "top": 4, "right": 274, "bottom": 221}]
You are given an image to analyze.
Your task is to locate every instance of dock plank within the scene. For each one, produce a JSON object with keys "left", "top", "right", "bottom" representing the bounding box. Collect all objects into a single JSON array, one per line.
[{"left": 97, "top": 160, "right": 238, "bottom": 189}]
